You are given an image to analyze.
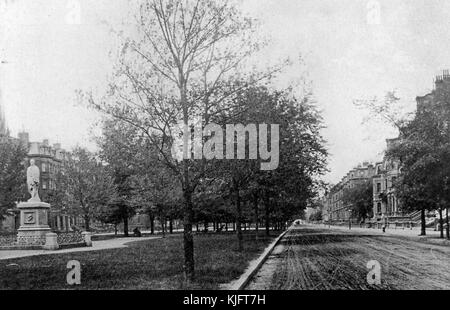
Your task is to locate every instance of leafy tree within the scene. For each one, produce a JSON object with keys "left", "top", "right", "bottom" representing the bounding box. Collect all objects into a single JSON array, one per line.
[
  {"left": 0, "top": 139, "right": 27, "bottom": 220},
  {"left": 63, "top": 147, "right": 116, "bottom": 231},
  {"left": 130, "top": 160, "right": 183, "bottom": 237},
  {"left": 97, "top": 120, "right": 148, "bottom": 236},
  {"left": 208, "top": 85, "right": 327, "bottom": 246},
  {"left": 309, "top": 209, "right": 322, "bottom": 222},
  {"left": 387, "top": 88, "right": 450, "bottom": 238},
  {"left": 342, "top": 180, "right": 373, "bottom": 222},
  {"left": 254, "top": 89, "right": 328, "bottom": 234},
  {"left": 96, "top": 203, "right": 123, "bottom": 234}
]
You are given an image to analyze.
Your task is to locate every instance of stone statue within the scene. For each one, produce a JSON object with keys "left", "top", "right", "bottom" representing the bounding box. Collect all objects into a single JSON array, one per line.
[{"left": 27, "top": 159, "right": 41, "bottom": 202}]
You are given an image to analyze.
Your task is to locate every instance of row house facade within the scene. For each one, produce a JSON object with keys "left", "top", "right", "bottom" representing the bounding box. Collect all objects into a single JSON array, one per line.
[
  {"left": 327, "top": 70, "right": 450, "bottom": 224},
  {"left": 324, "top": 162, "right": 376, "bottom": 222},
  {"left": 372, "top": 138, "right": 402, "bottom": 221}
]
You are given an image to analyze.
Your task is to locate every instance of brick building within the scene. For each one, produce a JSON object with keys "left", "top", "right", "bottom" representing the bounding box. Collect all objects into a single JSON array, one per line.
[{"left": 324, "top": 162, "right": 376, "bottom": 222}]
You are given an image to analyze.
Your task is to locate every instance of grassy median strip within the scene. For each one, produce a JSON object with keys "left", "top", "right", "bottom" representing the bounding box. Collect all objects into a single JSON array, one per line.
[{"left": 0, "top": 232, "right": 277, "bottom": 290}]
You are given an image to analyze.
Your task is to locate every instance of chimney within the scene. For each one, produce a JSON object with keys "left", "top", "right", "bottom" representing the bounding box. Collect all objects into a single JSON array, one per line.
[{"left": 435, "top": 69, "right": 450, "bottom": 90}]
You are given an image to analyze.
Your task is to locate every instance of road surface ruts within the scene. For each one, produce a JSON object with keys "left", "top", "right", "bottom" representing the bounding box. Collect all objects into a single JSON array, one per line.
[{"left": 245, "top": 226, "right": 450, "bottom": 290}]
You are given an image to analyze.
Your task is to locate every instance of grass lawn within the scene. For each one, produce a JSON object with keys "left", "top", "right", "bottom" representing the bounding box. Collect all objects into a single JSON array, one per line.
[{"left": 0, "top": 231, "right": 278, "bottom": 290}]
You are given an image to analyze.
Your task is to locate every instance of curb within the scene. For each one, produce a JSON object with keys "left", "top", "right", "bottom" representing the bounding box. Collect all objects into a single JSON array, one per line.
[{"left": 221, "top": 230, "right": 289, "bottom": 291}]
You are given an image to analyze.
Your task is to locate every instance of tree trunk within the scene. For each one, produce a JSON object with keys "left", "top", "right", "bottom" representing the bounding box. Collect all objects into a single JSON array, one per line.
[
  {"left": 114, "top": 223, "right": 117, "bottom": 236},
  {"left": 84, "top": 215, "right": 90, "bottom": 232},
  {"left": 439, "top": 208, "right": 444, "bottom": 239},
  {"left": 225, "top": 222, "right": 228, "bottom": 232},
  {"left": 169, "top": 218, "right": 173, "bottom": 234},
  {"left": 420, "top": 207, "right": 426, "bottom": 236},
  {"left": 123, "top": 215, "right": 129, "bottom": 237},
  {"left": 183, "top": 189, "right": 195, "bottom": 281},
  {"left": 234, "top": 182, "right": 243, "bottom": 252},
  {"left": 265, "top": 200, "right": 270, "bottom": 237},
  {"left": 150, "top": 215, "right": 155, "bottom": 235},
  {"left": 161, "top": 218, "right": 166, "bottom": 238},
  {"left": 254, "top": 195, "right": 259, "bottom": 240},
  {"left": 204, "top": 220, "right": 208, "bottom": 232},
  {"left": 180, "top": 77, "right": 195, "bottom": 281},
  {"left": 446, "top": 208, "right": 449, "bottom": 239}
]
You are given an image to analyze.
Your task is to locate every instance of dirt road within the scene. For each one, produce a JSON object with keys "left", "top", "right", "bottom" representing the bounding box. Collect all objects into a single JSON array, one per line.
[{"left": 246, "top": 225, "right": 450, "bottom": 290}]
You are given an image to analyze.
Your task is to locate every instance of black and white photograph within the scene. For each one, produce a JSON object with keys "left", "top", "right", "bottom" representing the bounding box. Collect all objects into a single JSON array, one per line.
[{"left": 0, "top": 0, "right": 450, "bottom": 298}]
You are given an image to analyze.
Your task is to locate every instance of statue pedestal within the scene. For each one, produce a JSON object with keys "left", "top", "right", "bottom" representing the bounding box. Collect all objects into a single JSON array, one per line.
[{"left": 16, "top": 201, "right": 51, "bottom": 246}]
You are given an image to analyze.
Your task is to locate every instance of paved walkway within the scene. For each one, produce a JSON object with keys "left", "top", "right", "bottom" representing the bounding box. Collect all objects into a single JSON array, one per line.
[
  {"left": 93, "top": 229, "right": 183, "bottom": 237},
  {"left": 0, "top": 236, "right": 160, "bottom": 261}
]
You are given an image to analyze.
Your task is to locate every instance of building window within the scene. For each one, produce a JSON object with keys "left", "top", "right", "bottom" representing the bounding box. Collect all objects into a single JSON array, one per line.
[
  {"left": 42, "top": 181, "right": 47, "bottom": 190},
  {"left": 377, "top": 202, "right": 381, "bottom": 214},
  {"left": 42, "top": 163, "right": 48, "bottom": 172},
  {"left": 376, "top": 183, "right": 381, "bottom": 193}
]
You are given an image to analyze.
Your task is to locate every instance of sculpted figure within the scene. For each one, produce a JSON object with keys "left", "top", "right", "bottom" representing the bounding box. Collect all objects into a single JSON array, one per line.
[{"left": 27, "top": 159, "right": 41, "bottom": 202}]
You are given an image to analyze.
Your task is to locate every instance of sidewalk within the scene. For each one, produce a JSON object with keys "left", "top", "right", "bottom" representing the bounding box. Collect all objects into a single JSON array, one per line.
[
  {"left": 0, "top": 236, "right": 160, "bottom": 261},
  {"left": 93, "top": 229, "right": 183, "bottom": 237},
  {"left": 320, "top": 224, "right": 450, "bottom": 245}
]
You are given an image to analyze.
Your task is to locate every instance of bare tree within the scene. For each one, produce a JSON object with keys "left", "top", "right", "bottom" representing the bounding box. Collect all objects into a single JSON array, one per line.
[
  {"left": 353, "top": 90, "right": 413, "bottom": 135},
  {"left": 86, "top": 0, "right": 285, "bottom": 280}
]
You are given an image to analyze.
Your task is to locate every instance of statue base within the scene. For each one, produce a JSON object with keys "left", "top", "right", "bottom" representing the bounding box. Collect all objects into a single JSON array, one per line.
[{"left": 16, "top": 201, "right": 51, "bottom": 246}]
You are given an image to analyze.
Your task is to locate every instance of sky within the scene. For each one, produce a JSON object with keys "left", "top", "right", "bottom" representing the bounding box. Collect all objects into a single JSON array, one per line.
[{"left": 1, "top": 0, "right": 450, "bottom": 184}]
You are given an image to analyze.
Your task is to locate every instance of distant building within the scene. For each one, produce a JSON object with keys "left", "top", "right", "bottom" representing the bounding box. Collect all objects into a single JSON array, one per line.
[
  {"left": 322, "top": 70, "right": 450, "bottom": 226},
  {"left": 372, "top": 138, "right": 401, "bottom": 221},
  {"left": 416, "top": 69, "right": 450, "bottom": 113},
  {"left": 324, "top": 162, "right": 376, "bottom": 222}
]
